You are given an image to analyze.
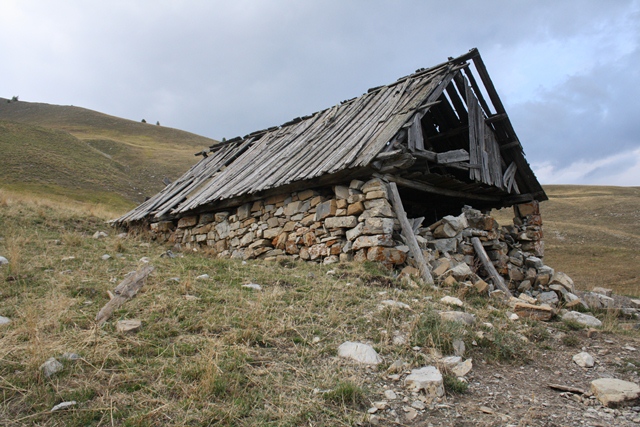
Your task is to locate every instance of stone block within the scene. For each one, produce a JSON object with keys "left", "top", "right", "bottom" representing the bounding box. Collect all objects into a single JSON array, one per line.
[
  {"left": 361, "top": 178, "right": 385, "bottom": 193},
  {"left": 347, "top": 194, "right": 366, "bottom": 204},
  {"left": 358, "top": 205, "right": 395, "bottom": 220},
  {"left": 237, "top": 203, "right": 251, "bottom": 220},
  {"left": 263, "top": 227, "right": 283, "bottom": 240},
  {"left": 363, "top": 217, "right": 395, "bottom": 235},
  {"left": 265, "top": 193, "right": 287, "bottom": 205},
  {"left": 315, "top": 199, "right": 337, "bottom": 221},
  {"left": 336, "top": 198, "right": 348, "bottom": 209},
  {"left": 347, "top": 201, "right": 365, "bottom": 216},
  {"left": 404, "top": 366, "right": 444, "bottom": 397},
  {"left": 349, "top": 179, "right": 364, "bottom": 190},
  {"left": 591, "top": 378, "right": 640, "bottom": 407},
  {"left": 365, "top": 189, "right": 388, "bottom": 200},
  {"left": 215, "top": 212, "right": 230, "bottom": 222},
  {"left": 177, "top": 216, "right": 198, "bottom": 228},
  {"left": 513, "top": 302, "right": 554, "bottom": 321},
  {"left": 297, "top": 189, "right": 317, "bottom": 201},
  {"left": 152, "top": 221, "right": 175, "bottom": 232},
  {"left": 334, "top": 185, "right": 350, "bottom": 199},
  {"left": 215, "top": 221, "right": 230, "bottom": 239},
  {"left": 352, "top": 234, "right": 393, "bottom": 250},
  {"left": 364, "top": 198, "right": 393, "bottom": 210},
  {"left": 325, "top": 216, "right": 358, "bottom": 229},
  {"left": 367, "top": 246, "right": 407, "bottom": 265}
]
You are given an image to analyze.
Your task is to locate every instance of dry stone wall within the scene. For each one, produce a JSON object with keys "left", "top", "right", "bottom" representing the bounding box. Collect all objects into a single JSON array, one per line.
[{"left": 148, "top": 178, "right": 408, "bottom": 266}]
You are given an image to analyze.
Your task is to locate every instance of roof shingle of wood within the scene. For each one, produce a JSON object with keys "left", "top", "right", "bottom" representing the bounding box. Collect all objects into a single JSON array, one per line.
[{"left": 116, "top": 60, "right": 460, "bottom": 223}]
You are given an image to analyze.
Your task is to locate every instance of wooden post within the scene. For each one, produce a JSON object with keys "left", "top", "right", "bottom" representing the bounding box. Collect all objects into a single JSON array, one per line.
[
  {"left": 387, "top": 181, "right": 434, "bottom": 285},
  {"left": 470, "top": 237, "right": 511, "bottom": 297}
]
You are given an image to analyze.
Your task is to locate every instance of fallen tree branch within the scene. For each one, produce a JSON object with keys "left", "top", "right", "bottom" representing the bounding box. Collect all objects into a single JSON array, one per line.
[{"left": 95, "top": 264, "right": 154, "bottom": 325}]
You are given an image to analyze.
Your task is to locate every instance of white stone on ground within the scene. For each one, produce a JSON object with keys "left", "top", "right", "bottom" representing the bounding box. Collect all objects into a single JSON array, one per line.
[
  {"left": 451, "top": 358, "right": 473, "bottom": 377},
  {"left": 378, "top": 300, "right": 410, "bottom": 310},
  {"left": 441, "top": 356, "right": 462, "bottom": 369},
  {"left": 439, "top": 311, "right": 476, "bottom": 325},
  {"left": 195, "top": 274, "right": 209, "bottom": 280},
  {"left": 51, "top": 401, "right": 77, "bottom": 412},
  {"left": 562, "top": 311, "right": 602, "bottom": 328},
  {"left": 337, "top": 341, "right": 382, "bottom": 365},
  {"left": 92, "top": 231, "right": 108, "bottom": 239},
  {"left": 384, "top": 389, "right": 397, "bottom": 400},
  {"left": 404, "top": 366, "right": 444, "bottom": 397},
  {"left": 573, "top": 352, "right": 595, "bottom": 368},
  {"left": 242, "top": 283, "right": 262, "bottom": 291},
  {"left": 139, "top": 257, "right": 151, "bottom": 263},
  {"left": 116, "top": 319, "right": 142, "bottom": 333},
  {"left": 0, "top": 316, "right": 11, "bottom": 326},
  {"left": 440, "top": 296, "right": 464, "bottom": 307},
  {"left": 0, "top": 256, "right": 8, "bottom": 266},
  {"left": 40, "top": 357, "right": 63, "bottom": 378},
  {"left": 101, "top": 254, "right": 111, "bottom": 261},
  {"left": 591, "top": 378, "right": 640, "bottom": 407}
]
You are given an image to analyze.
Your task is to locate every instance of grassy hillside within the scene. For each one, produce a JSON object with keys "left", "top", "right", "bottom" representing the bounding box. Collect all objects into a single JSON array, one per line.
[
  {"left": 1, "top": 189, "right": 638, "bottom": 426},
  {"left": 0, "top": 98, "right": 218, "bottom": 205},
  {"left": 494, "top": 185, "right": 640, "bottom": 297},
  {"left": 541, "top": 185, "right": 640, "bottom": 296}
]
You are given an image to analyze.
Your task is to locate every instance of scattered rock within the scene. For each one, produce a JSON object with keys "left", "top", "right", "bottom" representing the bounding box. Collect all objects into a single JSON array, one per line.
[
  {"left": 0, "top": 256, "right": 8, "bottom": 266},
  {"left": 451, "top": 358, "right": 473, "bottom": 377},
  {"left": 116, "top": 319, "right": 142, "bottom": 333},
  {"left": 404, "top": 366, "right": 444, "bottom": 397},
  {"left": 195, "top": 274, "right": 209, "bottom": 280},
  {"left": 384, "top": 389, "right": 397, "bottom": 400},
  {"left": 92, "top": 231, "right": 108, "bottom": 239},
  {"left": 242, "top": 283, "right": 262, "bottom": 291},
  {"left": 591, "top": 287, "right": 613, "bottom": 297},
  {"left": 562, "top": 311, "right": 602, "bottom": 328},
  {"left": 537, "top": 291, "right": 559, "bottom": 306},
  {"left": 440, "top": 296, "right": 464, "bottom": 307},
  {"left": 378, "top": 300, "right": 411, "bottom": 310},
  {"left": 453, "top": 339, "right": 466, "bottom": 357},
  {"left": 582, "top": 292, "right": 615, "bottom": 309},
  {"left": 448, "top": 263, "right": 472, "bottom": 280},
  {"left": 139, "top": 257, "right": 151, "bottom": 263},
  {"left": 0, "top": 316, "right": 11, "bottom": 326},
  {"left": 411, "top": 400, "right": 426, "bottom": 410},
  {"left": 101, "top": 254, "right": 111, "bottom": 261},
  {"left": 51, "top": 401, "right": 77, "bottom": 412},
  {"left": 40, "top": 357, "right": 63, "bottom": 378},
  {"left": 591, "top": 378, "right": 640, "bottom": 407},
  {"left": 573, "top": 352, "right": 595, "bottom": 368},
  {"left": 337, "top": 341, "right": 382, "bottom": 365},
  {"left": 439, "top": 311, "right": 475, "bottom": 325},
  {"left": 441, "top": 356, "right": 462, "bottom": 369},
  {"left": 513, "top": 302, "right": 554, "bottom": 321},
  {"left": 387, "top": 359, "right": 404, "bottom": 374}
]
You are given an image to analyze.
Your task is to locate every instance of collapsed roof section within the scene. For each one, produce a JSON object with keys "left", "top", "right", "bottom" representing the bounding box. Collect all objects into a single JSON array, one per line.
[{"left": 115, "top": 48, "right": 546, "bottom": 225}]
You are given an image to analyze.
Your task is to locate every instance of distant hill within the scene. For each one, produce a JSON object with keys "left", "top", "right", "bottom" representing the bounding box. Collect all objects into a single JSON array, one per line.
[
  {"left": 0, "top": 97, "right": 218, "bottom": 207},
  {"left": 495, "top": 185, "right": 640, "bottom": 296}
]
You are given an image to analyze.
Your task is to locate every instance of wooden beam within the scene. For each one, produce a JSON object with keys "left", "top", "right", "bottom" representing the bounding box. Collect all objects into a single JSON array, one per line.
[
  {"left": 374, "top": 149, "right": 403, "bottom": 160},
  {"left": 387, "top": 181, "right": 434, "bottom": 285},
  {"left": 412, "top": 150, "right": 437, "bottom": 162},
  {"left": 485, "top": 113, "right": 508, "bottom": 124},
  {"left": 499, "top": 140, "right": 521, "bottom": 151},
  {"left": 384, "top": 174, "right": 501, "bottom": 202},
  {"left": 471, "top": 237, "right": 511, "bottom": 297},
  {"left": 436, "top": 149, "right": 470, "bottom": 164}
]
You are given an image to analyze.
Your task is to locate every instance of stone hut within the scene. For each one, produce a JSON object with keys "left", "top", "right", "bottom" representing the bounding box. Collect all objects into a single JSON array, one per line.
[{"left": 113, "top": 48, "right": 547, "bottom": 287}]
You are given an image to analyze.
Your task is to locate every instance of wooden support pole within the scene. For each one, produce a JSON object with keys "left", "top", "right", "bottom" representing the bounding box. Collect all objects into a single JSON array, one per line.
[
  {"left": 387, "top": 181, "right": 434, "bottom": 285},
  {"left": 470, "top": 237, "right": 511, "bottom": 297},
  {"left": 96, "top": 264, "right": 154, "bottom": 325}
]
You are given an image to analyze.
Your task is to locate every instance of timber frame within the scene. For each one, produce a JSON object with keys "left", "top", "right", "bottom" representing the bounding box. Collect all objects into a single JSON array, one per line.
[{"left": 114, "top": 48, "right": 546, "bottom": 227}]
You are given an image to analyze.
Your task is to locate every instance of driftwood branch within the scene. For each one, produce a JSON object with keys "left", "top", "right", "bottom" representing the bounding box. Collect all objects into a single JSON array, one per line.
[
  {"left": 95, "top": 265, "right": 154, "bottom": 325},
  {"left": 387, "top": 181, "right": 434, "bottom": 285},
  {"left": 470, "top": 237, "right": 511, "bottom": 297}
]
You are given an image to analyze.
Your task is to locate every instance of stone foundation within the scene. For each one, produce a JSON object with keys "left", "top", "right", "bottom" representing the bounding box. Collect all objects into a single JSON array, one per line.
[{"left": 148, "top": 178, "right": 408, "bottom": 266}]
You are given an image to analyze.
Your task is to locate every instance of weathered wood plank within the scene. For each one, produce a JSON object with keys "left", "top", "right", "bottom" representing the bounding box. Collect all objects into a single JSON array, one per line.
[
  {"left": 471, "top": 237, "right": 511, "bottom": 297},
  {"left": 436, "top": 149, "right": 470, "bottom": 164},
  {"left": 387, "top": 181, "right": 434, "bottom": 285},
  {"left": 96, "top": 265, "right": 154, "bottom": 325},
  {"left": 384, "top": 174, "right": 501, "bottom": 202}
]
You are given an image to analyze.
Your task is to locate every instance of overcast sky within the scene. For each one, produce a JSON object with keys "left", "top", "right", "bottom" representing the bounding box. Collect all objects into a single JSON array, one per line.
[{"left": 2, "top": 0, "right": 639, "bottom": 186}]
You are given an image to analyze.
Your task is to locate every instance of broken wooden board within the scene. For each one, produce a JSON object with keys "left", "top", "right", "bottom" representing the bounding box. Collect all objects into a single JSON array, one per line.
[{"left": 96, "top": 264, "right": 154, "bottom": 325}]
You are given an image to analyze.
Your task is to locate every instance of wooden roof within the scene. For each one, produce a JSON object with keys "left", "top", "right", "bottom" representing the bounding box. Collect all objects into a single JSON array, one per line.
[{"left": 115, "top": 49, "right": 545, "bottom": 224}]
